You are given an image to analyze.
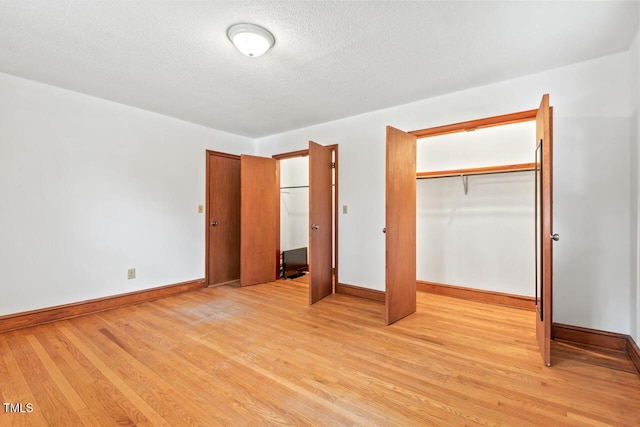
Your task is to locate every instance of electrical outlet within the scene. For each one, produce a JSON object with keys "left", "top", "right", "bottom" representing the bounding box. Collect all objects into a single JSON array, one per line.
[
  {"left": 198, "top": 205, "right": 203, "bottom": 213},
  {"left": 342, "top": 205, "right": 348, "bottom": 214},
  {"left": 127, "top": 268, "right": 136, "bottom": 280}
]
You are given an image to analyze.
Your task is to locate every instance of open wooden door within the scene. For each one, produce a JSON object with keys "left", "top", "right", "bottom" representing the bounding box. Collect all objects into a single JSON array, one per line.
[
  {"left": 385, "top": 126, "right": 417, "bottom": 325},
  {"left": 206, "top": 152, "right": 240, "bottom": 286},
  {"left": 240, "top": 155, "right": 278, "bottom": 286},
  {"left": 309, "top": 141, "right": 333, "bottom": 304},
  {"left": 535, "top": 94, "right": 554, "bottom": 366}
]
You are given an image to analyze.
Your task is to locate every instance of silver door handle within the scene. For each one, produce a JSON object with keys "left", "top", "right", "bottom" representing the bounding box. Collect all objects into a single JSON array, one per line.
[
  {"left": 211, "top": 221, "right": 218, "bottom": 226},
  {"left": 550, "top": 233, "right": 559, "bottom": 241},
  {"left": 311, "top": 224, "right": 319, "bottom": 230}
]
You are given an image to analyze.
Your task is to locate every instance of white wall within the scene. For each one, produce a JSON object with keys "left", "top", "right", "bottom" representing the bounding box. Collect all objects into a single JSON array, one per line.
[
  {"left": 280, "top": 156, "right": 309, "bottom": 251},
  {"left": 256, "top": 51, "right": 633, "bottom": 334},
  {"left": 555, "top": 116, "right": 630, "bottom": 332},
  {"left": 417, "top": 122, "right": 535, "bottom": 296},
  {"left": 0, "top": 72, "right": 253, "bottom": 316},
  {"left": 631, "top": 29, "right": 640, "bottom": 342}
]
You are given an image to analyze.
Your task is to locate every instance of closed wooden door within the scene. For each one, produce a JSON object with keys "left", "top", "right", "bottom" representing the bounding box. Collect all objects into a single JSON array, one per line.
[
  {"left": 385, "top": 126, "right": 417, "bottom": 325},
  {"left": 535, "top": 94, "right": 554, "bottom": 366},
  {"left": 206, "top": 152, "right": 240, "bottom": 286},
  {"left": 309, "top": 141, "right": 333, "bottom": 304},
  {"left": 240, "top": 155, "right": 278, "bottom": 286}
]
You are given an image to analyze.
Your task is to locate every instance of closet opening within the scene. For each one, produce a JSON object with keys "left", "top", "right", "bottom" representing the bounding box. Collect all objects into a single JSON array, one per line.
[
  {"left": 415, "top": 120, "right": 537, "bottom": 308},
  {"left": 385, "top": 94, "right": 554, "bottom": 366},
  {"left": 279, "top": 155, "right": 310, "bottom": 280},
  {"left": 274, "top": 142, "right": 338, "bottom": 305}
]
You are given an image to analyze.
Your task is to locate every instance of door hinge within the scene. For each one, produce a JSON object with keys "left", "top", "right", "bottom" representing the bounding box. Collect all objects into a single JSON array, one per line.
[{"left": 331, "top": 162, "right": 335, "bottom": 168}]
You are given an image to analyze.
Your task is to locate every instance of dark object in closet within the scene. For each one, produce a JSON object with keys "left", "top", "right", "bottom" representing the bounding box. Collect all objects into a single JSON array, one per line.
[{"left": 282, "top": 247, "right": 308, "bottom": 279}]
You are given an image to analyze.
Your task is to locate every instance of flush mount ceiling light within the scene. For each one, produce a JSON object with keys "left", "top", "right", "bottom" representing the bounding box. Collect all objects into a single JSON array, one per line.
[{"left": 227, "top": 23, "right": 275, "bottom": 57}]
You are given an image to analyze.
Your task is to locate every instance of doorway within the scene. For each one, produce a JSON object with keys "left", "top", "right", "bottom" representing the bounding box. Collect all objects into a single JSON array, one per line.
[{"left": 274, "top": 142, "right": 339, "bottom": 305}]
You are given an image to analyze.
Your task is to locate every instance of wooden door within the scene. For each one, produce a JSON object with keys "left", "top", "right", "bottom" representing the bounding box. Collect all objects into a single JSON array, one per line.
[
  {"left": 535, "top": 94, "right": 554, "bottom": 366},
  {"left": 309, "top": 141, "right": 333, "bottom": 304},
  {"left": 240, "top": 155, "right": 278, "bottom": 286},
  {"left": 206, "top": 152, "right": 240, "bottom": 286},
  {"left": 385, "top": 126, "right": 417, "bottom": 325}
]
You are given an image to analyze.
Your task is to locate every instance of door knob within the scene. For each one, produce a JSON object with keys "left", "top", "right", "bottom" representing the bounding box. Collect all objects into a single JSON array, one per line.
[
  {"left": 311, "top": 224, "right": 319, "bottom": 230},
  {"left": 211, "top": 221, "right": 218, "bottom": 226},
  {"left": 550, "top": 233, "right": 559, "bottom": 241}
]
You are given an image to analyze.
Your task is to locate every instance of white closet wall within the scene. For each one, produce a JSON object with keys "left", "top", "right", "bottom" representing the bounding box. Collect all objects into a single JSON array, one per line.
[
  {"left": 417, "top": 122, "right": 536, "bottom": 296},
  {"left": 280, "top": 157, "right": 309, "bottom": 251}
]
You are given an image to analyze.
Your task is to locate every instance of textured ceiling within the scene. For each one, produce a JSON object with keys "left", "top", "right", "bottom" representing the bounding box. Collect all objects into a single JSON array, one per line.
[{"left": 0, "top": 1, "right": 638, "bottom": 138}]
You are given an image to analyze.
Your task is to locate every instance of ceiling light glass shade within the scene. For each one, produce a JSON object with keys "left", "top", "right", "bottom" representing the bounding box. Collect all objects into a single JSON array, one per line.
[{"left": 227, "top": 23, "right": 275, "bottom": 57}]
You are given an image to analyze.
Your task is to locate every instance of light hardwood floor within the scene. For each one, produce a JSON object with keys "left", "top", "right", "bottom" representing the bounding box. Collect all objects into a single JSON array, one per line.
[{"left": 1, "top": 278, "right": 639, "bottom": 426}]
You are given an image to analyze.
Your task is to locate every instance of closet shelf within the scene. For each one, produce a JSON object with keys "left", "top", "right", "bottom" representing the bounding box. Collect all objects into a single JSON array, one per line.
[{"left": 416, "top": 162, "right": 535, "bottom": 179}]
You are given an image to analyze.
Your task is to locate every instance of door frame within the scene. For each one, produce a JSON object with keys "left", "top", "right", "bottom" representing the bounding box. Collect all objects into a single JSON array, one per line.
[
  {"left": 273, "top": 145, "right": 339, "bottom": 291},
  {"left": 205, "top": 150, "right": 241, "bottom": 288}
]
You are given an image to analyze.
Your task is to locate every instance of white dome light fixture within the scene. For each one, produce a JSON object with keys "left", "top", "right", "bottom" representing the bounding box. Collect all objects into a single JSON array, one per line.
[{"left": 227, "top": 23, "right": 275, "bottom": 58}]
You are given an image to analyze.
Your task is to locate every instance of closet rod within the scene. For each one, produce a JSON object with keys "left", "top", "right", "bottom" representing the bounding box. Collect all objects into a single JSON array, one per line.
[
  {"left": 416, "top": 162, "right": 535, "bottom": 180},
  {"left": 280, "top": 184, "right": 336, "bottom": 190},
  {"left": 280, "top": 185, "right": 309, "bottom": 190}
]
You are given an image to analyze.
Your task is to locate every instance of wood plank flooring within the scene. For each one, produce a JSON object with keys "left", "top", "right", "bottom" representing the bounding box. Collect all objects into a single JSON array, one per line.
[{"left": 1, "top": 278, "right": 639, "bottom": 426}]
